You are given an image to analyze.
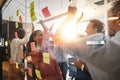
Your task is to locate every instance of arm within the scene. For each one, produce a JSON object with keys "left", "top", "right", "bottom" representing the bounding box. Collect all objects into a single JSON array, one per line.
[{"left": 54, "top": 58, "right": 63, "bottom": 80}]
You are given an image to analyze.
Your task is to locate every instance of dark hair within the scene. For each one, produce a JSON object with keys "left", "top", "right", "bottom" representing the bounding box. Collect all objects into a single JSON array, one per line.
[
  {"left": 90, "top": 19, "right": 104, "bottom": 33},
  {"left": 16, "top": 28, "right": 25, "bottom": 39},
  {"left": 26, "top": 30, "right": 42, "bottom": 54},
  {"left": 111, "top": 0, "right": 120, "bottom": 16}
]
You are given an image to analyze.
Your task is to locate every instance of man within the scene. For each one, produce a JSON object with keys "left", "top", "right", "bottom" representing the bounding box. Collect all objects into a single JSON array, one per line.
[
  {"left": 9, "top": 28, "right": 26, "bottom": 80},
  {"left": 85, "top": 19, "right": 104, "bottom": 36},
  {"left": 53, "top": 0, "right": 120, "bottom": 80},
  {"left": 74, "top": 19, "right": 106, "bottom": 80}
]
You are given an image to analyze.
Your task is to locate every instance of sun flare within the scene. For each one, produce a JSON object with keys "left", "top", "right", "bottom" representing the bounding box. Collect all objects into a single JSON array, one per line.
[{"left": 61, "top": 23, "right": 77, "bottom": 41}]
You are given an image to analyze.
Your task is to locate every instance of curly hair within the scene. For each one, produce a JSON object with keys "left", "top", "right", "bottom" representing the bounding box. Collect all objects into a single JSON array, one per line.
[
  {"left": 16, "top": 28, "right": 25, "bottom": 39},
  {"left": 90, "top": 19, "right": 104, "bottom": 33}
]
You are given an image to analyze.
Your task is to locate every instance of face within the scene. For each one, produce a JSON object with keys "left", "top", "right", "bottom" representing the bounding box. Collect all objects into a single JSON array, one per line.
[
  {"left": 86, "top": 22, "right": 97, "bottom": 35},
  {"left": 108, "top": 9, "right": 120, "bottom": 36},
  {"left": 33, "top": 31, "right": 43, "bottom": 44}
]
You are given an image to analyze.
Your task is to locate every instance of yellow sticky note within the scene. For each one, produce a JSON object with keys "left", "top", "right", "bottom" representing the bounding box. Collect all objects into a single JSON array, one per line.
[
  {"left": 30, "top": 10, "right": 37, "bottom": 21},
  {"left": 35, "top": 69, "right": 42, "bottom": 79},
  {"left": 43, "top": 52, "right": 50, "bottom": 64},
  {"left": 16, "top": 10, "right": 19, "bottom": 16},
  {"left": 16, "top": 62, "right": 18, "bottom": 69},
  {"left": 30, "top": 1, "right": 34, "bottom": 10},
  {"left": 31, "top": 14, "right": 37, "bottom": 21},
  {"left": 30, "top": 1, "right": 37, "bottom": 21},
  {"left": 15, "top": 22, "right": 18, "bottom": 28}
]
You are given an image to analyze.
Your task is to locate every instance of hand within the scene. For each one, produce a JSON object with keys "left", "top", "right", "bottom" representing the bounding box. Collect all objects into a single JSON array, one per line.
[
  {"left": 26, "top": 56, "right": 32, "bottom": 62},
  {"left": 39, "top": 20, "right": 44, "bottom": 24},
  {"left": 74, "top": 59, "right": 83, "bottom": 68},
  {"left": 28, "top": 68, "right": 33, "bottom": 77},
  {"left": 9, "top": 58, "right": 12, "bottom": 64}
]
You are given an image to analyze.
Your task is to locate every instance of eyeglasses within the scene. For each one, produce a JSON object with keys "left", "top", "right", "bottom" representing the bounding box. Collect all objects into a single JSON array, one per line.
[{"left": 108, "top": 16, "right": 119, "bottom": 20}]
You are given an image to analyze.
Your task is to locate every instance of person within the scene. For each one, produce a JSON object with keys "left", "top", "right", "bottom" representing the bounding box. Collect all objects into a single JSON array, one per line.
[
  {"left": 9, "top": 28, "right": 26, "bottom": 80},
  {"left": 52, "top": 45, "right": 68, "bottom": 80},
  {"left": 85, "top": 19, "right": 104, "bottom": 36},
  {"left": 74, "top": 19, "right": 104, "bottom": 80},
  {"left": 26, "top": 30, "right": 63, "bottom": 80},
  {"left": 10, "top": 28, "right": 26, "bottom": 64},
  {"left": 53, "top": 0, "right": 120, "bottom": 80},
  {"left": 39, "top": 20, "right": 68, "bottom": 80}
]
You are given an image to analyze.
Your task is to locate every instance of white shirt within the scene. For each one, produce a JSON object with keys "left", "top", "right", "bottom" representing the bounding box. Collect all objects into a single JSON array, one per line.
[
  {"left": 10, "top": 38, "right": 26, "bottom": 63},
  {"left": 52, "top": 45, "right": 68, "bottom": 62}
]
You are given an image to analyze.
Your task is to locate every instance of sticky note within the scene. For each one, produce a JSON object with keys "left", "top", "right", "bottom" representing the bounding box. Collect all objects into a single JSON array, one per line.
[
  {"left": 30, "top": 42, "right": 36, "bottom": 51},
  {"left": 19, "top": 16, "right": 22, "bottom": 23},
  {"left": 15, "top": 22, "right": 18, "bottom": 28},
  {"left": 43, "top": 52, "right": 50, "bottom": 64},
  {"left": 35, "top": 69, "right": 42, "bottom": 79},
  {"left": 16, "top": 62, "right": 18, "bottom": 69},
  {"left": 30, "top": 1, "right": 37, "bottom": 21},
  {"left": 16, "top": 10, "right": 19, "bottom": 16},
  {"left": 42, "top": 6, "right": 51, "bottom": 18},
  {"left": 30, "top": 1, "right": 34, "bottom": 10}
]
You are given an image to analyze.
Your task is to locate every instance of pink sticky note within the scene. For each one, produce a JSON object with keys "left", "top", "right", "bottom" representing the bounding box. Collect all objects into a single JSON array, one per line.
[
  {"left": 42, "top": 6, "right": 51, "bottom": 18},
  {"left": 30, "top": 42, "right": 36, "bottom": 51}
]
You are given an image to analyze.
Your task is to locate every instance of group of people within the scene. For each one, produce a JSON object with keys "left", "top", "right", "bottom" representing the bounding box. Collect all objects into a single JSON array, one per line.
[
  {"left": 53, "top": 0, "right": 120, "bottom": 80},
  {"left": 9, "top": 0, "right": 120, "bottom": 80}
]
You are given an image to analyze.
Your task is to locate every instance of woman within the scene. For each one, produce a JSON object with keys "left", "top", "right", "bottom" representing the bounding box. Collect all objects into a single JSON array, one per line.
[{"left": 26, "top": 30, "right": 63, "bottom": 80}]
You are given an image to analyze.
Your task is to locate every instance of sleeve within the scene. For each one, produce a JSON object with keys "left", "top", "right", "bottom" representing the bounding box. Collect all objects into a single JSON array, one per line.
[
  {"left": 75, "top": 34, "right": 109, "bottom": 72},
  {"left": 10, "top": 40, "right": 14, "bottom": 59},
  {"left": 54, "top": 59, "right": 63, "bottom": 80},
  {"left": 18, "top": 38, "right": 27, "bottom": 45},
  {"left": 48, "top": 50, "right": 63, "bottom": 80},
  {"left": 29, "top": 51, "right": 40, "bottom": 67}
]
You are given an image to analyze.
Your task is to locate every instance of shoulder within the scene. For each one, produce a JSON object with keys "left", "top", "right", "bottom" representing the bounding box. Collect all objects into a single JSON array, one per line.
[
  {"left": 76, "top": 33, "right": 105, "bottom": 43},
  {"left": 109, "top": 31, "right": 120, "bottom": 45},
  {"left": 86, "top": 33, "right": 105, "bottom": 40},
  {"left": 115, "top": 31, "right": 120, "bottom": 37}
]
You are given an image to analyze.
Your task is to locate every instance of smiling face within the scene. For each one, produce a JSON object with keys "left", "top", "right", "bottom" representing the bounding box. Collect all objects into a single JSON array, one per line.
[{"left": 33, "top": 30, "right": 43, "bottom": 44}]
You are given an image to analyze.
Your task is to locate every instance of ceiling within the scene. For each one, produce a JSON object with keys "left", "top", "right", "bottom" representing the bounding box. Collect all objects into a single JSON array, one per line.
[{"left": 1, "top": 0, "right": 114, "bottom": 23}]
